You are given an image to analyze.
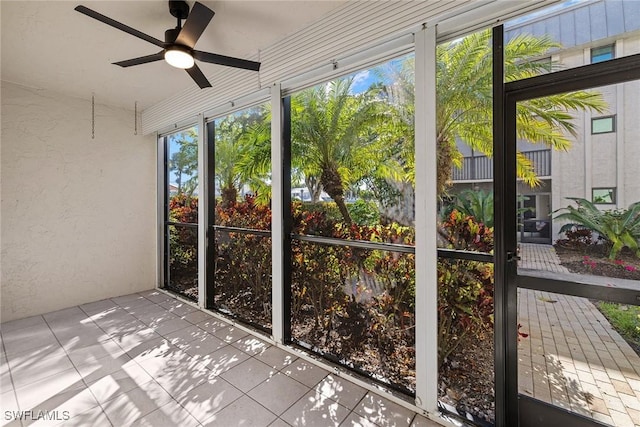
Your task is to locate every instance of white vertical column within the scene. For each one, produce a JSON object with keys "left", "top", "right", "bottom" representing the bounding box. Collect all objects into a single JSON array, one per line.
[
  {"left": 271, "top": 84, "right": 285, "bottom": 343},
  {"left": 197, "top": 114, "right": 207, "bottom": 308},
  {"left": 414, "top": 24, "right": 438, "bottom": 414},
  {"left": 615, "top": 39, "right": 625, "bottom": 208},
  {"left": 583, "top": 48, "right": 593, "bottom": 200},
  {"left": 156, "top": 134, "right": 165, "bottom": 289}
]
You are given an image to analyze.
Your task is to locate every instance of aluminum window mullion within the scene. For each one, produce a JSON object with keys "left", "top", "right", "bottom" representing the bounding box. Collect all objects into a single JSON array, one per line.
[
  {"left": 281, "top": 96, "right": 293, "bottom": 344},
  {"left": 158, "top": 135, "right": 167, "bottom": 290},
  {"left": 197, "top": 114, "right": 206, "bottom": 309},
  {"left": 414, "top": 24, "right": 438, "bottom": 416},
  {"left": 205, "top": 121, "right": 216, "bottom": 309},
  {"left": 270, "top": 84, "right": 285, "bottom": 344}
]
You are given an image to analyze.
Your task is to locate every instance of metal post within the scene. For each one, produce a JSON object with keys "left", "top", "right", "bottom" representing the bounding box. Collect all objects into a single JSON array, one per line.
[
  {"left": 414, "top": 24, "right": 439, "bottom": 415},
  {"left": 493, "top": 24, "right": 519, "bottom": 427},
  {"left": 197, "top": 114, "right": 207, "bottom": 308},
  {"left": 205, "top": 120, "right": 216, "bottom": 309},
  {"left": 271, "top": 84, "right": 285, "bottom": 343}
]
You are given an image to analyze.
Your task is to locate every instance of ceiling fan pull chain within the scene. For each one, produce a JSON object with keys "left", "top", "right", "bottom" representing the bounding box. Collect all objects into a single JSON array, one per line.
[
  {"left": 134, "top": 101, "right": 138, "bottom": 135},
  {"left": 91, "top": 93, "right": 95, "bottom": 140}
]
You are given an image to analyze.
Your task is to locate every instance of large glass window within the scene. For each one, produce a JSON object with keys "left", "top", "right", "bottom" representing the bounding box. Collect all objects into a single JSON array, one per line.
[
  {"left": 210, "top": 103, "right": 272, "bottom": 332},
  {"left": 435, "top": 27, "right": 495, "bottom": 424},
  {"left": 287, "top": 53, "right": 416, "bottom": 394},
  {"left": 164, "top": 127, "right": 199, "bottom": 301}
]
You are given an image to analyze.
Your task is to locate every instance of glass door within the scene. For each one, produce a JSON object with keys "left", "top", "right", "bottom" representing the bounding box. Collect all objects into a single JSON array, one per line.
[{"left": 503, "top": 56, "right": 640, "bottom": 426}]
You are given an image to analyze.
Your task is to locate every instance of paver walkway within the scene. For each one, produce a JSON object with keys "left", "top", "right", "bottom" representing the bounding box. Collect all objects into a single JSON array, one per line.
[{"left": 517, "top": 243, "right": 640, "bottom": 426}]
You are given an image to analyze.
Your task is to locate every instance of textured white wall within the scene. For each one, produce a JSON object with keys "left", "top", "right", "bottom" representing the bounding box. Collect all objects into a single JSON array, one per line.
[{"left": 1, "top": 82, "right": 157, "bottom": 322}]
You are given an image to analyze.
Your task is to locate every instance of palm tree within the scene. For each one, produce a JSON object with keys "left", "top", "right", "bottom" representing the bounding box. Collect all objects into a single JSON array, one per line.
[
  {"left": 214, "top": 107, "right": 268, "bottom": 206},
  {"left": 368, "top": 58, "right": 416, "bottom": 225},
  {"left": 435, "top": 30, "right": 607, "bottom": 194},
  {"left": 169, "top": 129, "right": 198, "bottom": 196},
  {"left": 291, "top": 77, "right": 400, "bottom": 224}
]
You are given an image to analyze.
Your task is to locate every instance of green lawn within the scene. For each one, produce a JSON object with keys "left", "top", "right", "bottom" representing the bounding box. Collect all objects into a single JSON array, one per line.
[{"left": 597, "top": 301, "right": 640, "bottom": 350}]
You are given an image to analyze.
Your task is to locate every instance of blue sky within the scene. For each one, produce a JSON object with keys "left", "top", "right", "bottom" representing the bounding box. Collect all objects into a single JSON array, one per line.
[{"left": 351, "top": 69, "right": 374, "bottom": 94}]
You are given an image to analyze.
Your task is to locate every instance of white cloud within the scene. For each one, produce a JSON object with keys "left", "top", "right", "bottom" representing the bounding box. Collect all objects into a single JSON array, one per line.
[{"left": 351, "top": 69, "right": 370, "bottom": 88}]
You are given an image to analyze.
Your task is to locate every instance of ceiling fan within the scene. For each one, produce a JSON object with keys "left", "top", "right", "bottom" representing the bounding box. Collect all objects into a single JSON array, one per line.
[{"left": 75, "top": 1, "right": 261, "bottom": 89}]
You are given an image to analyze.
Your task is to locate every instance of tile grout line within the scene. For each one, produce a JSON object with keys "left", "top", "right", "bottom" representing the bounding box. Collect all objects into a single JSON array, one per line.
[
  {"left": 76, "top": 295, "right": 171, "bottom": 427},
  {"left": 39, "top": 310, "right": 116, "bottom": 427},
  {"left": 120, "top": 295, "right": 250, "bottom": 426},
  {"left": 94, "top": 295, "right": 198, "bottom": 426},
  {"left": 1, "top": 323, "right": 28, "bottom": 427}
]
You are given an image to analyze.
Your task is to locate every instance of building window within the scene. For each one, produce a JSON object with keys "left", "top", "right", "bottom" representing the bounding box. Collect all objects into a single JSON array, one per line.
[
  {"left": 591, "top": 44, "right": 615, "bottom": 63},
  {"left": 591, "top": 115, "right": 615, "bottom": 134},
  {"left": 592, "top": 188, "right": 616, "bottom": 204},
  {"left": 532, "top": 56, "right": 552, "bottom": 74}
]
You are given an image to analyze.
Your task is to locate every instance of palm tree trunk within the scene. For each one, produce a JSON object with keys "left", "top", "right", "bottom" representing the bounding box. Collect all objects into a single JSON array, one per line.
[
  {"left": 333, "top": 195, "right": 352, "bottom": 225},
  {"left": 321, "top": 165, "right": 352, "bottom": 224},
  {"left": 437, "top": 134, "right": 455, "bottom": 195},
  {"left": 305, "top": 176, "right": 323, "bottom": 203},
  {"left": 221, "top": 185, "right": 238, "bottom": 207},
  {"left": 378, "top": 180, "right": 415, "bottom": 226}
]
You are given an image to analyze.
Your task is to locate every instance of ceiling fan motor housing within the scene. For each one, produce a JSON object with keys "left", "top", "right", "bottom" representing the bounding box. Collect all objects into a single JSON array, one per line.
[
  {"left": 169, "top": 1, "right": 189, "bottom": 20},
  {"left": 165, "top": 28, "right": 181, "bottom": 44}
]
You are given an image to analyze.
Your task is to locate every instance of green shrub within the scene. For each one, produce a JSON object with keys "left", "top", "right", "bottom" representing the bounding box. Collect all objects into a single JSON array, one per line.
[
  {"left": 437, "top": 210, "right": 494, "bottom": 366},
  {"left": 555, "top": 198, "right": 640, "bottom": 259},
  {"left": 168, "top": 195, "right": 198, "bottom": 286},
  {"left": 189, "top": 199, "right": 495, "bottom": 388},
  {"left": 452, "top": 189, "right": 494, "bottom": 228},
  {"left": 214, "top": 195, "right": 272, "bottom": 327},
  {"left": 348, "top": 199, "right": 381, "bottom": 226}
]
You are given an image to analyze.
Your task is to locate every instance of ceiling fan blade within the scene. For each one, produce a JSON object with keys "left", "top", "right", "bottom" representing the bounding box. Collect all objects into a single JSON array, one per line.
[
  {"left": 113, "top": 52, "right": 165, "bottom": 67},
  {"left": 75, "top": 5, "right": 165, "bottom": 48},
  {"left": 193, "top": 51, "right": 261, "bottom": 71},
  {"left": 186, "top": 64, "right": 212, "bottom": 89},
  {"left": 175, "top": 2, "right": 215, "bottom": 48}
]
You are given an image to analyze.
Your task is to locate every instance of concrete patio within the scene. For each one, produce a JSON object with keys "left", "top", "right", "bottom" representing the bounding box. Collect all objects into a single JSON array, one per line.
[
  {"left": 517, "top": 244, "right": 640, "bottom": 427},
  {"left": 0, "top": 290, "right": 441, "bottom": 427}
]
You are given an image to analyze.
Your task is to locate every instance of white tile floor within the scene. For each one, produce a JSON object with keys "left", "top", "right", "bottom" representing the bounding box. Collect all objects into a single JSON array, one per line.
[{"left": 0, "top": 290, "right": 444, "bottom": 427}]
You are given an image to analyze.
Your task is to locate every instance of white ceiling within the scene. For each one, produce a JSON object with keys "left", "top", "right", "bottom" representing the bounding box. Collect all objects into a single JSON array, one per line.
[{"left": 1, "top": 1, "right": 346, "bottom": 111}]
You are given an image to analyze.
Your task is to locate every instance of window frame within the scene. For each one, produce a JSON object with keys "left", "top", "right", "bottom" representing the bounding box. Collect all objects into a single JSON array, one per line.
[
  {"left": 591, "top": 115, "right": 616, "bottom": 134},
  {"left": 592, "top": 187, "right": 616, "bottom": 205},
  {"left": 590, "top": 44, "right": 615, "bottom": 64}
]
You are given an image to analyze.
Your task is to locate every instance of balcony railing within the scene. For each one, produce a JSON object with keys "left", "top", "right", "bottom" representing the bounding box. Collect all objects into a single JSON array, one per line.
[{"left": 451, "top": 149, "right": 551, "bottom": 181}]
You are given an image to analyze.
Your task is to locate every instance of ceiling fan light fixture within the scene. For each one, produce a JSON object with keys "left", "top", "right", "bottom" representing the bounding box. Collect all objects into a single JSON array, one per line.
[{"left": 164, "top": 46, "right": 194, "bottom": 69}]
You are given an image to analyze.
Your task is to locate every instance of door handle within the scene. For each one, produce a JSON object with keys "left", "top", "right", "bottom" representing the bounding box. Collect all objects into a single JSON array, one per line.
[{"left": 507, "top": 251, "right": 521, "bottom": 263}]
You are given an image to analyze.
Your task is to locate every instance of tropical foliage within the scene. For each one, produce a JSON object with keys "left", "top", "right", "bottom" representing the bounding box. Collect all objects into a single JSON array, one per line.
[
  {"left": 214, "top": 195, "right": 272, "bottom": 328},
  {"left": 167, "top": 194, "right": 198, "bottom": 300},
  {"left": 291, "top": 77, "right": 401, "bottom": 224},
  {"left": 450, "top": 189, "right": 494, "bottom": 228},
  {"left": 437, "top": 210, "right": 494, "bottom": 365},
  {"left": 168, "top": 129, "right": 198, "bottom": 196},
  {"left": 214, "top": 105, "right": 271, "bottom": 206},
  {"left": 435, "top": 30, "right": 606, "bottom": 195},
  {"left": 555, "top": 198, "right": 640, "bottom": 259}
]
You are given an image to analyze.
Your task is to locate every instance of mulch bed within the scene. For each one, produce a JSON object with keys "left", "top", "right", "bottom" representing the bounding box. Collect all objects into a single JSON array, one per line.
[
  {"left": 439, "top": 335, "right": 495, "bottom": 424},
  {"left": 554, "top": 244, "right": 640, "bottom": 280}
]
